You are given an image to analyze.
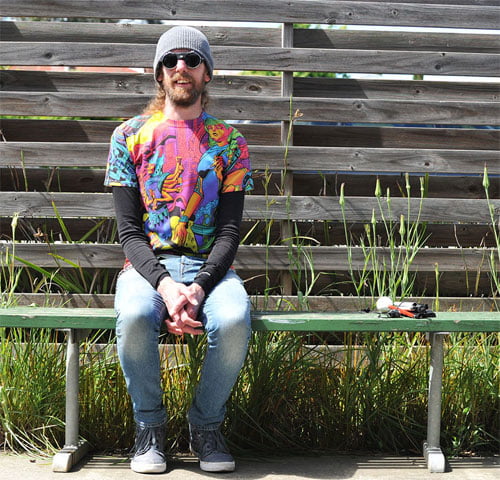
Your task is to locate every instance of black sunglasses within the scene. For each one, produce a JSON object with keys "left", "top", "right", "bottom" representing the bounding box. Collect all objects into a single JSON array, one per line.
[{"left": 161, "top": 51, "right": 204, "bottom": 69}]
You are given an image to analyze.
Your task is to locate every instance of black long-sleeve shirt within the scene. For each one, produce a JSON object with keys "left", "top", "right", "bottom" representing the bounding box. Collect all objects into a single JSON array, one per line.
[{"left": 112, "top": 186, "right": 244, "bottom": 295}]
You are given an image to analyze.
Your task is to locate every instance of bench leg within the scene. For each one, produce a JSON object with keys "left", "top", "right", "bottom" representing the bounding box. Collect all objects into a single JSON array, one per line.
[
  {"left": 53, "top": 329, "right": 90, "bottom": 472},
  {"left": 423, "top": 332, "right": 447, "bottom": 473}
]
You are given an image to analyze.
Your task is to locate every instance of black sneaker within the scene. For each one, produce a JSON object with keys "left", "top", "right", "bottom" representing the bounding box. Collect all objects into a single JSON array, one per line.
[
  {"left": 130, "top": 423, "right": 167, "bottom": 474},
  {"left": 189, "top": 424, "right": 235, "bottom": 472}
]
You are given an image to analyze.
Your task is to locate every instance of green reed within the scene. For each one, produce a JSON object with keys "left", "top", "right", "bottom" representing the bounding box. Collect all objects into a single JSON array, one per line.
[
  {"left": 483, "top": 166, "right": 500, "bottom": 303},
  {"left": 339, "top": 175, "right": 430, "bottom": 303},
  {"left": 1, "top": 215, "right": 23, "bottom": 308}
]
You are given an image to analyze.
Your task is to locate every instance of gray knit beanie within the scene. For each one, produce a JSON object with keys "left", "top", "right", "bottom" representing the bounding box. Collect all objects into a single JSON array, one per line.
[{"left": 153, "top": 26, "right": 214, "bottom": 81}]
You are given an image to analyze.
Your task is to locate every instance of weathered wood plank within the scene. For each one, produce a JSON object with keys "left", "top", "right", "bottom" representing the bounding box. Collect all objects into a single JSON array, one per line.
[
  {"left": 1, "top": 192, "right": 498, "bottom": 224},
  {"left": 2, "top": 142, "right": 499, "bottom": 175},
  {"left": 3, "top": 43, "right": 500, "bottom": 77},
  {"left": 273, "top": 147, "right": 500, "bottom": 175},
  {"left": 2, "top": 93, "right": 499, "bottom": 125},
  {"left": 242, "top": 196, "right": 500, "bottom": 224},
  {"left": 0, "top": 119, "right": 281, "bottom": 145},
  {"left": 3, "top": 169, "right": 497, "bottom": 205},
  {"left": 2, "top": 216, "right": 493, "bottom": 248},
  {"left": 291, "top": 173, "right": 500, "bottom": 200},
  {"left": 0, "top": 142, "right": 109, "bottom": 167},
  {"left": 4, "top": 70, "right": 499, "bottom": 104},
  {"left": 2, "top": 119, "right": 498, "bottom": 151},
  {"left": 205, "top": 97, "right": 500, "bottom": 125},
  {"left": 3, "top": 20, "right": 498, "bottom": 54},
  {"left": 0, "top": 70, "right": 152, "bottom": 94},
  {"left": 0, "top": 71, "right": 281, "bottom": 97},
  {"left": 2, "top": 1, "right": 499, "bottom": 29},
  {"left": 294, "top": 78, "right": 500, "bottom": 102},
  {"left": 294, "top": 28, "right": 500, "bottom": 53},
  {"left": 338, "top": 1, "right": 500, "bottom": 6},
  {"left": 0, "top": 91, "right": 150, "bottom": 118},
  {"left": 0, "top": 242, "right": 496, "bottom": 273},
  {"left": 244, "top": 245, "right": 498, "bottom": 274},
  {"left": 287, "top": 221, "right": 497, "bottom": 249},
  {"left": 294, "top": 125, "right": 500, "bottom": 150},
  {"left": 0, "top": 21, "right": 281, "bottom": 46}
]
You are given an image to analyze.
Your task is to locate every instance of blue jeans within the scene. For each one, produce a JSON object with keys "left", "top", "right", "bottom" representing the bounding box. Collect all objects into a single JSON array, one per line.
[{"left": 114, "top": 255, "right": 251, "bottom": 429}]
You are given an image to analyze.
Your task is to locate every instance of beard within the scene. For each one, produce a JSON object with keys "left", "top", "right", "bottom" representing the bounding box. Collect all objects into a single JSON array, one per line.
[{"left": 163, "top": 73, "right": 206, "bottom": 107}]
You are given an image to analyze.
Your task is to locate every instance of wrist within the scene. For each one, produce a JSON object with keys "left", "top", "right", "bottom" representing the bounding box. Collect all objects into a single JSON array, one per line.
[
  {"left": 154, "top": 271, "right": 170, "bottom": 289},
  {"left": 157, "top": 275, "right": 175, "bottom": 290},
  {"left": 193, "top": 277, "right": 209, "bottom": 296}
]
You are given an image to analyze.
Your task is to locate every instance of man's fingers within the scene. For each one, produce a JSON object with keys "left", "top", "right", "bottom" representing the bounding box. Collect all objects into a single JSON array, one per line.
[
  {"left": 166, "top": 323, "right": 203, "bottom": 335},
  {"left": 178, "top": 309, "right": 202, "bottom": 328},
  {"left": 181, "top": 326, "right": 204, "bottom": 335},
  {"left": 169, "top": 293, "right": 189, "bottom": 315},
  {"left": 185, "top": 291, "right": 199, "bottom": 306},
  {"left": 182, "top": 317, "right": 203, "bottom": 328},
  {"left": 166, "top": 323, "right": 184, "bottom": 335},
  {"left": 166, "top": 314, "right": 203, "bottom": 336}
]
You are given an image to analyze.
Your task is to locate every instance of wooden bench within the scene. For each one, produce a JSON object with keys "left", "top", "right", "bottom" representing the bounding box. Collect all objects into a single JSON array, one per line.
[
  {"left": 1, "top": 307, "right": 499, "bottom": 472},
  {"left": 1, "top": 0, "right": 499, "bottom": 474}
]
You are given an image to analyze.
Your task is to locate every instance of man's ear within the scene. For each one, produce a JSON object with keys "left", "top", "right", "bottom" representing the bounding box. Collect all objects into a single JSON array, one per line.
[
  {"left": 156, "top": 66, "right": 164, "bottom": 83},
  {"left": 204, "top": 64, "right": 211, "bottom": 83}
]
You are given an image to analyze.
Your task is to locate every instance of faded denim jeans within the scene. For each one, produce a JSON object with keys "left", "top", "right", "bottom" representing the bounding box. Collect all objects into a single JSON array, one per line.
[{"left": 114, "top": 255, "right": 251, "bottom": 429}]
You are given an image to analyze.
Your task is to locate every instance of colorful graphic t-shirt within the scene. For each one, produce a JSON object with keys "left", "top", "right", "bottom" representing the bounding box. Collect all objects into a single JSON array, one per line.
[{"left": 105, "top": 111, "right": 253, "bottom": 256}]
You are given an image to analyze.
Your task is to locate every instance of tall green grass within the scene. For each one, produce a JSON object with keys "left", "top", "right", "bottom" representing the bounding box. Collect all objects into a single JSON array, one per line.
[
  {"left": 1, "top": 328, "right": 498, "bottom": 457},
  {"left": 0, "top": 328, "right": 65, "bottom": 455}
]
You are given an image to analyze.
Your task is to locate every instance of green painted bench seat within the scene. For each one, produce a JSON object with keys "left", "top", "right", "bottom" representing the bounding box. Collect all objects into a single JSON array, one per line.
[{"left": 1, "top": 307, "right": 499, "bottom": 332}]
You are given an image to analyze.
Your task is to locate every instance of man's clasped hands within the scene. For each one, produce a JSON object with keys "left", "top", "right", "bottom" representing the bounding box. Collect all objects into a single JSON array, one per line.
[{"left": 157, "top": 276, "right": 205, "bottom": 335}]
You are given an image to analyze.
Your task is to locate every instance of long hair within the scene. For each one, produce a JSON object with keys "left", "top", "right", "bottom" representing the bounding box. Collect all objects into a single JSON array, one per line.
[{"left": 142, "top": 83, "right": 209, "bottom": 115}]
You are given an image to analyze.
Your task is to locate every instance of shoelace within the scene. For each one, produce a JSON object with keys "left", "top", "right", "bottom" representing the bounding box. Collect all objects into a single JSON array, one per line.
[{"left": 134, "top": 425, "right": 166, "bottom": 456}]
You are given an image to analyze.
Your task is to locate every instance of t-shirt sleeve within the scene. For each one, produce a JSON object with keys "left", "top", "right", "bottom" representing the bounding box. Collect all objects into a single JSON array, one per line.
[
  {"left": 221, "top": 134, "right": 254, "bottom": 193},
  {"left": 104, "top": 126, "right": 138, "bottom": 188}
]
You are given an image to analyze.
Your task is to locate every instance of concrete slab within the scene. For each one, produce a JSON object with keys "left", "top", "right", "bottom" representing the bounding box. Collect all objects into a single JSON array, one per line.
[{"left": 1, "top": 452, "right": 498, "bottom": 480}]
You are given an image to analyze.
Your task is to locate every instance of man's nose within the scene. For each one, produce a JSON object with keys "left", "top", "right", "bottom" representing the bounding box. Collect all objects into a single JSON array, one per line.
[{"left": 175, "top": 59, "right": 188, "bottom": 73}]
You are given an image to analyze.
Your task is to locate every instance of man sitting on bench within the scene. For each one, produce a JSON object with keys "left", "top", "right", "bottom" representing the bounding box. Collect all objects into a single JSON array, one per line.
[{"left": 104, "top": 25, "right": 253, "bottom": 474}]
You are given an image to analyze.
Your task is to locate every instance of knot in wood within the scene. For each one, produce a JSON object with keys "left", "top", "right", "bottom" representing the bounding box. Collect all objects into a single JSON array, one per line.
[{"left": 248, "top": 84, "right": 262, "bottom": 93}]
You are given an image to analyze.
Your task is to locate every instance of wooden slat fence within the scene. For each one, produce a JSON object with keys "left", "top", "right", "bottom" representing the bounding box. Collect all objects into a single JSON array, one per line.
[{"left": 1, "top": 0, "right": 499, "bottom": 303}]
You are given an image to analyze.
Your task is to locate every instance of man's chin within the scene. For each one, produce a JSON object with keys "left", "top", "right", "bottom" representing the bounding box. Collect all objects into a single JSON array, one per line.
[{"left": 168, "top": 90, "right": 200, "bottom": 107}]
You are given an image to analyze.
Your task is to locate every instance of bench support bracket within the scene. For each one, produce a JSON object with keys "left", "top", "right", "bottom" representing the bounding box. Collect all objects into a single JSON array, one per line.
[
  {"left": 53, "top": 441, "right": 90, "bottom": 473},
  {"left": 423, "top": 331, "right": 447, "bottom": 473},
  {"left": 52, "top": 328, "right": 90, "bottom": 472}
]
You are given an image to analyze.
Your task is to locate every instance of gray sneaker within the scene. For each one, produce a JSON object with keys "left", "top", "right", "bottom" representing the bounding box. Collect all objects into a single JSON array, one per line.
[
  {"left": 189, "top": 424, "right": 235, "bottom": 472},
  {"left": 130, "top": 423, "right": 167, "bottom": 474}
]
